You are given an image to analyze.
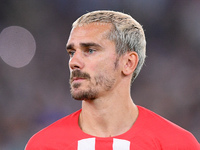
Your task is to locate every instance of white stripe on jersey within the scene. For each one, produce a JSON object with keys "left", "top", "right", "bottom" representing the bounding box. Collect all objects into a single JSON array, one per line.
[
  {"left": 78, "top": 138, "right": 95, "bottom": 150},
  {"left": 113, "top": 138, "right": 130, "bottom": 150}
]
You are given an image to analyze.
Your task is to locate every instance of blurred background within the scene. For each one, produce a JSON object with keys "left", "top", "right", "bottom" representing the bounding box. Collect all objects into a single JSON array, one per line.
[{"left": 0, "top": 0, "right": 199, "bottom": 149}]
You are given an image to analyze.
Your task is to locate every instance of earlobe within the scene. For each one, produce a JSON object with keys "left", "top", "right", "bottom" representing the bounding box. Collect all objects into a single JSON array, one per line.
[{"left": 122, "top": 52, "right": 139, "bottom": 76}]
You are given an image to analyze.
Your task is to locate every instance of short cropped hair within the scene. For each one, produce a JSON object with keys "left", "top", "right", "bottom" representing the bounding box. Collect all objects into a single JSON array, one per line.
[{"left": 72, "top": 10, "right": 146, "bottom": 82}]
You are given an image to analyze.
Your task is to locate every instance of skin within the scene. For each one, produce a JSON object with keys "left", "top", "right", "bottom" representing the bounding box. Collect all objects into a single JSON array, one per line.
[{"left": 66, "top": 23, "right": 139, "bottom": 137}]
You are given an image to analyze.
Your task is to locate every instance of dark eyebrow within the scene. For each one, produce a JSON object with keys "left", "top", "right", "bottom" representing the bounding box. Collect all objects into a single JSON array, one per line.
[
  {"left": 66, "top": 44, "right": 75, "bottom": 50},
  {"left": 66, "top": 42, "right": 103, "bottom": 50},
  {"left": 80, "top": 42, "right": 102, "bottom": 48}
]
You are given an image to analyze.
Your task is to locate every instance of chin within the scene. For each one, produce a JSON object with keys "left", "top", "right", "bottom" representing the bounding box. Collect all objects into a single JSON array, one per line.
[{"left": 71, "top": 89, "right": 98, "bottom": 101}]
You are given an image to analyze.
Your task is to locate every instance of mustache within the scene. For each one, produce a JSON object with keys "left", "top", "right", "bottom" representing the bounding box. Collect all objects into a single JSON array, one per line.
[{"left": 70, "top": 70, "right": 91, "bottom": 82}]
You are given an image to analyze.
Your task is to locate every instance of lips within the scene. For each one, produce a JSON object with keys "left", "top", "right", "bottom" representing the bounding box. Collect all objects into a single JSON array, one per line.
[{"left": 72, "top": 77, "right": 86, "bottom": 82}]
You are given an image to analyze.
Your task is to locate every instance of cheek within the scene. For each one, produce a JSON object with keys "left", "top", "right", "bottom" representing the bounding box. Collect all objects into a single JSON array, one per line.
[
  {"left": 92, "top": 61, "right": 110, "bottom": 74},
  {"left": 88, "top": 53, "right": 118, "bottom": 76}
]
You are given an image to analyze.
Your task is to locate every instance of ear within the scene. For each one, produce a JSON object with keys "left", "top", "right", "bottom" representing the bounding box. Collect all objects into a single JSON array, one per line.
[{"left": 122, "top": 52, "right": 139, "bottom": 76}]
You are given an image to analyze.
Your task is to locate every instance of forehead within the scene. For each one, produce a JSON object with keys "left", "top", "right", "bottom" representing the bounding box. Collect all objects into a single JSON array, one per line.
[{"left": 67, "top": 23, "right": 113, "bottom": 45}]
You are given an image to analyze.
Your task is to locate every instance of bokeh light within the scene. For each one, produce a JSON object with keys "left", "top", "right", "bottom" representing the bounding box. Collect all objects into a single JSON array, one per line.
[{"left": 0, "top": 26, "right": 36, "bottom": 68}]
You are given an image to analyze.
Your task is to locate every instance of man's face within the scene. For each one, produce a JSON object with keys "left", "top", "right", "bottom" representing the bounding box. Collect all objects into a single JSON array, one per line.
[{"left": 66, "top": 23, "right": 121, "bottom": 100}]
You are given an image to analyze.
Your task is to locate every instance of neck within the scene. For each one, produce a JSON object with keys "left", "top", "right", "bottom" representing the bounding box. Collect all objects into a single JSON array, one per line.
[{"left": 79, "top": 90, "right": 138, "bottom": 137}]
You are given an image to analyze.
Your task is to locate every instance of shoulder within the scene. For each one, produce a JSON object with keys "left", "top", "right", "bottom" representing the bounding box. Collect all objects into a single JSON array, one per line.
[
  {"left": 25, "top": 110, "right": 82, "bottom": 149},
  {"left": 135, "top": 106, "right": 200, "bottom": 149}
]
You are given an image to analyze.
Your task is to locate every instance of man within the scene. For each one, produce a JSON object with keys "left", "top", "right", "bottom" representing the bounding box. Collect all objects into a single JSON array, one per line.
[{"left": 25, "top": 10, "right": 199, "bottom": 149}]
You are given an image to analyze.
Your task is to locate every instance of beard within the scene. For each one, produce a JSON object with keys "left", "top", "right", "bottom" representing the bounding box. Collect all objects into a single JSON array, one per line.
[
  {"left": 69, "top": 70, "right": 116, "bottom": 100},
  {"left": 71, "top": 85, "right": 98, "bottom": 100}
]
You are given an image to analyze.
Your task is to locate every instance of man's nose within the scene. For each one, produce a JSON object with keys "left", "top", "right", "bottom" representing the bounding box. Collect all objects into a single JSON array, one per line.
[{"left": 69, "top": 51, "right": 84, "bottom": 70}]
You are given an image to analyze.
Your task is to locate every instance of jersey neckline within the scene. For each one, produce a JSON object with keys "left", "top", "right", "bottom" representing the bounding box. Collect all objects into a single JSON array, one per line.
[{"left": 73, "top": 105, "right": 144, "bottom": 139}]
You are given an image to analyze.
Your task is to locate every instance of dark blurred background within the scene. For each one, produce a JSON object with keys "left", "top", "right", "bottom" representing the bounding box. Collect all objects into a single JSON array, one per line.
[{"left": 0, "top": 0, "right": 199, "bottom": 149}]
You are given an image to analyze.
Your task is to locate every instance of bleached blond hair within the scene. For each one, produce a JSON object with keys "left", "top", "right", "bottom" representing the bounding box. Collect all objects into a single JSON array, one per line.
[{"left": 72, "top": 10, "right": 146, "bottom": 81}]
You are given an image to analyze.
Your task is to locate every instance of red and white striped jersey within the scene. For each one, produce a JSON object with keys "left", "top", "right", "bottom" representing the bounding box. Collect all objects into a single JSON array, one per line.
[{"left": 25, "top": 106, "right": 199, "bottom": 150}]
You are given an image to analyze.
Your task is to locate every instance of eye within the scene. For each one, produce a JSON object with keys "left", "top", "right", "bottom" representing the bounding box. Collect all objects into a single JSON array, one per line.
[
  {"left": 88, "top": 49, "right": 95, "bottom": 54},
  {"left": 67, "top": 50, "right": 75, "bottom": 57}
]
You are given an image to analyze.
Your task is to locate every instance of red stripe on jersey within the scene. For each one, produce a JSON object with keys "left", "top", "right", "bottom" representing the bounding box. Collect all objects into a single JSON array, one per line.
[{"left": 95, "top": 138, "right": 113, "bottom": 150}]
